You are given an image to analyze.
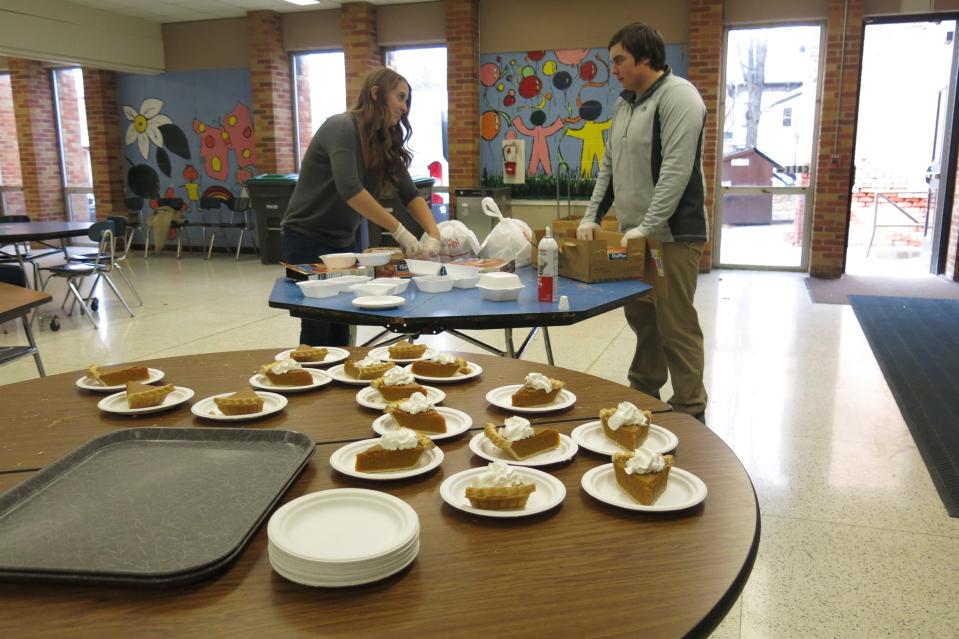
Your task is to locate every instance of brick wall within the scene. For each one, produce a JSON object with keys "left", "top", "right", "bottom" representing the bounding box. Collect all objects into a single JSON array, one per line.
[
  {"left": 687, "top": 0, "right": 722, "bottom": 272},
  {"left": 294, "top": 56, "right": 313, "bottom": 166},
  {"left": 83, "top": 69, "right": 126, "bottom": 219},
  {"left": 0, "top": 72, "right": 25, "bottom": 215},
  {"left": 445, "top": 0, "right": 480, "bottom": 202},
  {"left": 809, "top": 0, "right": 864, "bottom": 278},
  {"left": 948, "top": 160, "right": 959, "bottom": 280},
  {"left": 248, "top": 10, "right": 295, "bottom": 174},
  {"left": 9, "top": 58, "right": 65, "bottom": 220},
  {"left": 341, "top": 2, "right": 383, "bottom": 107}
]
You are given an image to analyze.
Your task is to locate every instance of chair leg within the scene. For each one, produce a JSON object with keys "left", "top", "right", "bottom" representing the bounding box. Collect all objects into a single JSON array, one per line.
[
  {"left": 101, "top": 273, "right": 135, "bottom": 318},
  {"left": 176, "top": 232, "right": 183, "bottom": 259},
  {"left": 235, "top": 228, "right": 244, "bottom": 260},
  {"left": 22, "top": 315, "right": 45, "bottom": 377},
  {"left": 144, "top": 227, "right": 151, "bottom": 259},
  {"left": 68, "top": 279, "right": 99, "bottom": 329},
  {"left": 115, "top": 264, "right": 143, "bottom": 306},
  {"left": 207, "top": 231, "right": 216, "bottom": 259}
]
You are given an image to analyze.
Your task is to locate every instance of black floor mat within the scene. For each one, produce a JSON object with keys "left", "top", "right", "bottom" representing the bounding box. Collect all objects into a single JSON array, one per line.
[{"left": 850, "top": 295, "right": 959, "bottom": 517}]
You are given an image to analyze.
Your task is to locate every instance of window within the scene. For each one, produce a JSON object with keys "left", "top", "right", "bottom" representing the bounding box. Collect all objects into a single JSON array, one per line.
[
  {"left": 52, "top": 68, "right": 94, "bottom": 221},
  {"left": 0, "top": 73, "right": 25, "bottom": 215},
  {"left": 292, "top": 51, "right": 346, "bottom": 169},
  {"left": 782, "top": 107, "right": 792, "bottom": 127}
]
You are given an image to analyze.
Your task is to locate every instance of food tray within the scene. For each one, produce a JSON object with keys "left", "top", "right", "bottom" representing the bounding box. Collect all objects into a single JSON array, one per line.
[{"left": 0, "top": 427, "right": 314, "bottom": 587}]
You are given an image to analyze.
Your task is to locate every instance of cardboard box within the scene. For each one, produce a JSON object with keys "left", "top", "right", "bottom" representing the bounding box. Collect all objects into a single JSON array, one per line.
[
  {"left": 283, "top": 263, "right": 374, "bottom": 282},
  {"left": 447, "top": 257, "right": 515, "bottom": 273},
  {"left": 548, "top": 215, "right": 620, "bottom": 237}
]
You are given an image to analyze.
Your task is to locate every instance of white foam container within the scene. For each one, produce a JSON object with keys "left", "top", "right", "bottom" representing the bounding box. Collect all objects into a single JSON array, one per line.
[
  {"left": 320, "top": 253, "right": 357, "bottom": 269},
  {"left": 451, "top": 274, "right": 480, "bottom": 288},
  {"left": 370, "top": 277, "right": 410, "bottom": 294},
  {"left": 479, "top": 271, "right": 522, "bottom": 289},
  {"left": 297, "top": 279, "right": 344, "bottom": 298},
  {"left": 405, "top": 259, "right": 443, "bottom": 276},
  {"left": 355, "top": 252, "right": 392, "bottom": 267},
  {"left": 478, "top": 284, "right": 523, "bottom": 301},
  {"left": 413, "top": 275, "right": 456, "bottom": 293}
]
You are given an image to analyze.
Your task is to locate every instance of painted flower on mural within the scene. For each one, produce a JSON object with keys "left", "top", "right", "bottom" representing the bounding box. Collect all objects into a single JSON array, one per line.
[{"left": 123, "top": 98, "right": 172, "bottom": 160}]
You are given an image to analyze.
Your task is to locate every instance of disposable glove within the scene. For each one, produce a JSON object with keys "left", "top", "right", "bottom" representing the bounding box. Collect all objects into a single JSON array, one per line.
[
  {"left": 419, "top": 235, "right": 442, "bottom": 260},
  {"left": 390, "top": 225, "right": 420, "bottom": 256},
  {"left": 576, "top": 221, "right": 601, "bottom": 240},
  {"left": 620, "top": 227, "right": 645, "bottom": 247}
]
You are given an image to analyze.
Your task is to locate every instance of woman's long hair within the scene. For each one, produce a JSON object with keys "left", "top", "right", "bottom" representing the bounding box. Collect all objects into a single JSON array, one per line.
[{"left": 350, "top": 67, "right": 413, "bottom": 192}]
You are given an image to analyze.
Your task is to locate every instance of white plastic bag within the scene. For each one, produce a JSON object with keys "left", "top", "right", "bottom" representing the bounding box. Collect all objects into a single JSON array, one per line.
[
  {"left": 478, "top": 197, "right": 533, "bottom": 267},
  {"left": 435, "top": 220, "right": 480, "bottom": 263}
]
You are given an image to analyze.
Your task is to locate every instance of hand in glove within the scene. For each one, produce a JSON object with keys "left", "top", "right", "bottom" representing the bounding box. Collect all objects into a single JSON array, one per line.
[
  {"left": 390, "top": 225, "right": 420, "bottom": 256},
  {"left": 419, "top": 235, "right": 442, "bottom": 260},
  {"left": 576, "top": 221, "right": 601, "bottom": 240},
  {"left": 620, "top": 227, "right": 645, "bottom": 248}
]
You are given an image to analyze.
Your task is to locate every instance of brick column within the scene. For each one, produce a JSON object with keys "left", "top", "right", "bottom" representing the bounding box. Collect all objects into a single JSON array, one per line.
[
  {"left": 687, "top": 0, "right": 722, "bottom": 272},
  {"left": 248, "top": 10, "right": 295, "bottom": 174},
  {"left": 294, "top": 56, "right": 313, "bottom": 165},
  {"left": 341, "top": 2, "right": 382, "bottom": 107},
  {"left": 83, "top": 69, "right": 126, "bottom": 220},
  {"left": 947, "top": 161, "right": 959, "bottom": 280},
  {"left": 445, "top": 0, "right": 480, "bottom": 200},
  {"left": 0, "top": 73, "right": 24, "bottom": 215},
  {"left": 9, "top": 58, "right": 65, "bottom": 220},
  {"left": 809, "top": 0, "right": 864, "bottom": 278}
]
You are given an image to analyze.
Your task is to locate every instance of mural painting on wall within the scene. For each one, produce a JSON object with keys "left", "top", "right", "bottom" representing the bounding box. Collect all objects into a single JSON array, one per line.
[
  {"left": 118, "top": 69, "right": 256, "bottom": 217},
  {"left": 479, "top": 45, "right": 688, "bottom": 194}
]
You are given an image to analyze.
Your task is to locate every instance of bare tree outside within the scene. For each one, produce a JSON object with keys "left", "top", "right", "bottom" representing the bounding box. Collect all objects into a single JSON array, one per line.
[{"left": 739, "top": 36, "right": 768, "bottom": 148}]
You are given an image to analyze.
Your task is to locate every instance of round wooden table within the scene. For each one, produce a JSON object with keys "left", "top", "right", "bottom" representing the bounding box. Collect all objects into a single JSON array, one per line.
[{"left": 0, "top": 350, "right": 758, "bottom": 638}]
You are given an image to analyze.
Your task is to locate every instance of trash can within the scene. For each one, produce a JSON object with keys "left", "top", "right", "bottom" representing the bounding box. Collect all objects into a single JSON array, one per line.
[
  {"left": 247, "top": 173, "right": 298, "bottom": 264},
  {"left": 368, "top": 177, "right": 436, "bottom": 248}
]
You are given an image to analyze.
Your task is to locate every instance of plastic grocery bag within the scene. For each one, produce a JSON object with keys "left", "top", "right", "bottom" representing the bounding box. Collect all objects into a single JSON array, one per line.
[
  {"left": 435, "top": 220, "right": 480, "bottom": 263},
  {"left": 478, "top": 197, "right": 533, "bottom": 267}
]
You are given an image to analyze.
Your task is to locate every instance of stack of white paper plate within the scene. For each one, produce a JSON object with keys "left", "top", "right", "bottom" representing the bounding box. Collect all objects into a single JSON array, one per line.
[{"left": 267, "top": 488, "right": 420, "bottom": 587}]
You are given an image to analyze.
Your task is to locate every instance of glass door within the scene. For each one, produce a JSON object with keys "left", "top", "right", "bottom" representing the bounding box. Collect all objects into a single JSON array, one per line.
[
  {"left": 52, "top": 68, "right": 94, "bottom": 222},
  {"left": 715, "top": 24, "right": 824, "bottom": 269}
]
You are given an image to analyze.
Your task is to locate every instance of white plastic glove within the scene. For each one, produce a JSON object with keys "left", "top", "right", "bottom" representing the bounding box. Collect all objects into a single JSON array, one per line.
[
  {"left": 419, "top": 235, "right": 442, "bottom": 260},
  {"left": 620, "top": 227, "right": 645, "bottom": 247},
  {"left": 390, "top": 224, "right": 420, "bottom": 256},
  {"left": 576, "top": 221, "right": 601, "bottom": 240}
]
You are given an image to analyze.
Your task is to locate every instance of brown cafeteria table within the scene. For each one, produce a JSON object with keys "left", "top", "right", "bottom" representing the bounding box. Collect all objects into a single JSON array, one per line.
[{"left": 0, "top": 349, "right": 758, "bottom": 638}]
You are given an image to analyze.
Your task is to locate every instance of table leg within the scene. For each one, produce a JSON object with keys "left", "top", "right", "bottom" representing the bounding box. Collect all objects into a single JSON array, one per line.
[
  {"left": 21, "top": 314, "right": 45, "bottom": 377},
  {"left": 505, "top": 328, "right": 515, "bottom": 358},
  {"left": 542, "top": 326, "right": 554, "bottom": 366},
  {"left": 349, "top": 324, "right": 357, "bottom": 347}
]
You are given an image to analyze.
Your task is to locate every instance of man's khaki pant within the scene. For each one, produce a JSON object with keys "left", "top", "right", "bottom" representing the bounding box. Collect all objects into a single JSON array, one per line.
[{"left": 623, "top": 241, "right": 707, "bottom": 415}]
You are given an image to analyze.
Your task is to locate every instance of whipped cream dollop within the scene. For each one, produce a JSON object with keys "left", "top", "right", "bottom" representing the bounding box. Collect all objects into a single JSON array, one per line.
[
  {"left": 271, "top": 358, "right": 303, "bottom": 375},
  {"left": 398, "top": 391, "right": 434, "bottom": 414},
  {"left": 379, "top": 427, "right": 419, "bottom": 450},
  {"left": 428, "top": 352, "right": 457, "bottom": 364},
  {"left": 499, "top": 416, "right": 533, "bottom": 441},
  {"left": 523, "top": 372, "right": 552, "bottom": 391},
  {"left": 623, "top": 447, "right": 665, "bottom": 475},
  {"left": 381, "top": 365, "right": 415, "bottom": 386},
  {"left": 469, "top": 461, "right": 525, "bottom": 488},
  {"left": 607, "top": 401, "right": 648, "bottom": 430},
  {"left": 355, "top": 356, "right": 386, "bottom": 368}
]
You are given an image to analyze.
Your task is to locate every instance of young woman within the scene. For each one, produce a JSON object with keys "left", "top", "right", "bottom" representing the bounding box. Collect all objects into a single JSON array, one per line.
[{"left": 282, "top": 67, "right": 442, "bottom": 346}]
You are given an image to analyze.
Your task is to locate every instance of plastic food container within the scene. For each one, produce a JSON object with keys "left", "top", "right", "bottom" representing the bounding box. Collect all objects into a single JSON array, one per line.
[
  {"left": 320, "top": 253, "right": 357, "bottom": 269},
  {"left": 296, "top": 280, "right": 345, "bottom": 298},
  {"left": 355, "top": 252, "right": 392, "bottom": 267},
  {"left": 478, "top": 285, "right": 523, "bottom": 302},
  {"left": 405, "top": 259, "right": 443, "bottom": 276},
  {"left": 413, "top": 275, "right": 456, "bottom": 293},
  {"left": 479, "top": 272, "right": 522, "bottom": 289}
]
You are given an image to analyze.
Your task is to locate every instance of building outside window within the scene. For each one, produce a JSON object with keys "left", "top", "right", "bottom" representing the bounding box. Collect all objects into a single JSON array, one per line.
[
  {"left": 0, "top": 73, "right": 26, "bottom": 216},
  {"left": 292, "top": 51, "right": 346, "bottom": 169},
  {"left": 52, "top": 67, "right": 94, "bottom": 221}
]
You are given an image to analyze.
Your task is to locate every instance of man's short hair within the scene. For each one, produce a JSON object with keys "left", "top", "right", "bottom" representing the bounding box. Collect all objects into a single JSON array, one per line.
[{"left": 608, "top": 23, "right": 666, "bottom": 71}]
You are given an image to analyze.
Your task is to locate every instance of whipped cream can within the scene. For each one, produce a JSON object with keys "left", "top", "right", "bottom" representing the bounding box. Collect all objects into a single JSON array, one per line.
[{"left": 537, "top": 227, "right": 558, "bottom": 302}]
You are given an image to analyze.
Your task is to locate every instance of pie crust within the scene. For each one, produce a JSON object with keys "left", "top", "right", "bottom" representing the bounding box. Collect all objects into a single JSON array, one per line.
[
  {"left": 125, "top": 382, "right": 174, "bottom": 409},
  {"left": 87, "top": 364, "right": 149, "bottom": 386},
  {"left": 388, "top": 341, "right": 428, "bottom": 359},
  {"left": 384, "top": 402, "right": 447, "bottom": 433},
  {"left": 465, "top": 482, "right": 536, "bottom": 510},
  {"left": 354, "top": 433, "right": 435, "bottom": 472},
  {"left": 259, "top": 362, "right": 314, "bottom": 386},
  {"left": 214, "top": 387, "right": 264, "bottom": 415},
  {"left": 411, "top": 357, "right": 470, "bottom": 377},
  {"left": 483, "top": 423, "right": 560, "bottom": 460},
  {"left": 344, "top": 359, "right": 396, "bottom": 380},
  {"left": 511, "top": 378, "right": 566, "bottom": 407},
  {"left": 290, "top": 344, "right": 328, "bottom": 362},
  {"left": 370, "top": 377, "right": 427, "bottom": 401},
  {"left": 612, "top": 452, "right": 673, "bottom": 505},
  {"left": 599, "top": 407, "right": 652, "bottom": 450}
]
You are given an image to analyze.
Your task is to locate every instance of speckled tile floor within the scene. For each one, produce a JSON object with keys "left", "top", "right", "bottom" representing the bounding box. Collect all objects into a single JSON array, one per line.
[{"left": 2, "top": 250, "right": 958, "bottom": 637}]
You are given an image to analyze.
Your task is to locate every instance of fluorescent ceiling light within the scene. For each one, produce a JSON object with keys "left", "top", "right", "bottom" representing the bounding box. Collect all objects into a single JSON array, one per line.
[{"left": 284, "top": 0, "right": 320, "bottom": 5}]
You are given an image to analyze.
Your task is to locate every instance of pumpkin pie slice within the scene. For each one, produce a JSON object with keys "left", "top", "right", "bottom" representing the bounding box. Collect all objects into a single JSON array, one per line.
[
  {"left": 388, "top": 340, "right": 428, "bottom": 359},
  {"left": 125, "top": 382, "right": 175, "bottom": 409},
  {"left": 371, "top": 377, "right": 427, "bottom": 401},
  {"left": 411, "top": 353, "right": 470, "bottom": 377},
  {"left": 87, "top": 363, "right": 149, "bottom": 386},
  {"left": 483, "top": 421, "right": 560, "bottom": 460},
  {"left": 214, "top": 388, "right": 264, "bottom": 416},
  {"left": 354, "top": 429, "right": 435, "bottom": 472},
  {"left": 384, "top": 393, "right": 447, "bottom": 434},
  {"left": 259, "top": 360, "right": 314, "bottom": 386},
  {"left": 600, "top": 402, "right": 651, "bottom": 451},
  {"left": 612, "top": 449, "right": 673, "bottom": 505},
  {"left": 511, "top": 373, "right": 565, "bottom": 407},
  {"left": 465, "top": 462, "right": 536, "bottom": 510},
  {"left": 344, "top": 357, "right": 396, "bottom": 380},
  {"left": 290, "top": 344, "right": 328, "bottom": 363}
]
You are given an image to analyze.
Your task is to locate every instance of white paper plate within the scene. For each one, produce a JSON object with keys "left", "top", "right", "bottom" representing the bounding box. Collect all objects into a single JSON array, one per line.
[
  {"left": 570, "top": 421, "right": 678, "bottom": 456},
  {"left": 268, "top": 488, "right": 419, "bottom": 563},
  {"left": 355, "top": 385, "right": 445, "bottom": 410},
  {"left": 367, "top": 345, "right": 436, "bottom": 363},
  {"left": 326, "top": 363, "right": 399, "bottom": 386},
  {"left": 76, "top": 368, "right": 165, "bottom": 392},
  {"left": 329, "top": 439, "right": 445, "bottom": 480},
  {"left": 485, "top": 384, "right": 577, "bottom": 413},
  {"left": 269, "top": 541, "right": 418, "bottom": 587},
  {"left": 97, "top": 386, "right": 194, "bottom": 415},
  {"left": 439, "top": 466, "right": 566, "bottom": 518},
  {"left": 190, "top": 391, "right": 288, "bottom": 421},
  {"left": 269, "top": 538, "right": 419, "bottom": 581},
  {"left": 352, "top": 295, "right": 405, "bottom": 310},
  {"left": 249, "top": 369, "right": 332, "bottom": 393},
  {"left": 274, "top": 346, "right": 350, "bottom": 367},
  {"left": 371, "top": 407, "right": 472, "bottom": 441},
  {"left": 468, "top": 432, "right": 578, "bottom": 467},
  {"left": 410, "top": 361, "right": 483, "bottom": 383},
  {"left": 580, "top": 464, "right": 707, "bottom": 512}
]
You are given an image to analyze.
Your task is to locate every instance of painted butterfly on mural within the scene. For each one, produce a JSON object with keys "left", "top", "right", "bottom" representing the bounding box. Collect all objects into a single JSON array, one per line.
[{"left": 192, "top": 102, "right": 256, "bottom": 182}]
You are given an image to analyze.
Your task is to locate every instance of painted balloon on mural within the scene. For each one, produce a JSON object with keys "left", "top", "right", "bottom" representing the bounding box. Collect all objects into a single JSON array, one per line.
[
  {"left": 580, "top": 61, "right": 598, "bottom": 82},
  {"left": 543, "top": 60, "right": 557, "bottom": 75},
  {"left": 521, "top": 66, "right": 535, "bottom": 78},
  {"left": 481, "top": 111, "right": 501, "bottom": 141},
  {"left": 555, "top": 48, "right": 590, "bottom": 65},
  {"left": 527, "top": 50, "right": 545, "bottom": 61},
  {"left": 480, "top": 63, "right": 500, "bottom": 87},
  {"left": 504, "top": 95, "right": 516, "bottom": 107},
  {"left": 580, "top": 100, "right": 603, "bottom": 121},
  {"left": 552, "top": 71, "right": 573, "bottom": 91},
  {"left": 518, "top": 75, "right": 543, "bottom": 99}
]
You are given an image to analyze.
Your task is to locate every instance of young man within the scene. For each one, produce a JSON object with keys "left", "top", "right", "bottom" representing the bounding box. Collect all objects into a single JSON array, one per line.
[{"left": 577, "top": 23, "right": 708, "bottom": 421}]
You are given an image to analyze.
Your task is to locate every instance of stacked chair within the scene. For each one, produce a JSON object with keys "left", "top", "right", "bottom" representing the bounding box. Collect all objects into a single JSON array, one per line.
[{"left": 198, "top": 196, "right": 257, "bottom": 260}]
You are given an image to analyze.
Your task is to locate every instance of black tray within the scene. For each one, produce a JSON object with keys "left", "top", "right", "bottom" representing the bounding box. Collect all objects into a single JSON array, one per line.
[{"left": 0, "top": 427, "right": 314, "bottom": 587}]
